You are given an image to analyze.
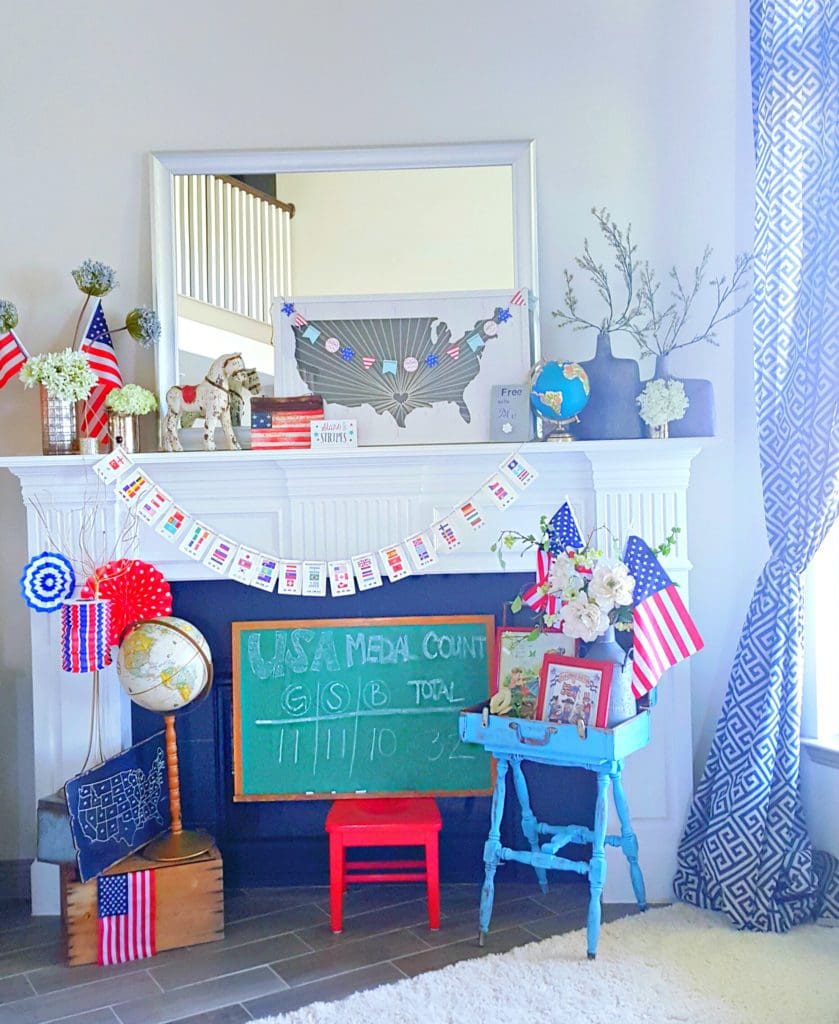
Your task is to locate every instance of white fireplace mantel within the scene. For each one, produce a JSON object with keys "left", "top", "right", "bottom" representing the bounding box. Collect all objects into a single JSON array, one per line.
[{"left": 1, "top": 438, "right": 707, "bottom": 913}]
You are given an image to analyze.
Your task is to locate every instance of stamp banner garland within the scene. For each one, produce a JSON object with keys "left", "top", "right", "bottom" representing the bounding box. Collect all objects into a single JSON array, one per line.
[{"left": 92, "top": 447, "right": 539, "bottom": 599}]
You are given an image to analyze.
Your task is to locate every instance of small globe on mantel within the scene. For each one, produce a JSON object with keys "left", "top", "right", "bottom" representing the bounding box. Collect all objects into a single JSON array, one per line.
[
  {"left": 530, "top": 360, "right": 591, "bottom": 441},
  {"left": 117, "top": 616, "right": 211, "bottom": 714}
]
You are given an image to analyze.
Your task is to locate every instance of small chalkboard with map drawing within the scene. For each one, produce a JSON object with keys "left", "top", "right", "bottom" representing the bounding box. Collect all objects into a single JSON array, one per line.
[
  {"left": 274, "top": 291, "right": 534, "bottom": 446},
  {"left": 65, "top": 732, "right": 169, "bottom": 882},
  {"left": 232, "top": 615, "right": 495, "bottom": 801}
]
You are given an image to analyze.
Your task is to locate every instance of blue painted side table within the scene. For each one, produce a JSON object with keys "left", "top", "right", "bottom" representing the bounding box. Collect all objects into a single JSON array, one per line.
[{"left": 459, "top": 707, "right": 650, "bottom": 959}]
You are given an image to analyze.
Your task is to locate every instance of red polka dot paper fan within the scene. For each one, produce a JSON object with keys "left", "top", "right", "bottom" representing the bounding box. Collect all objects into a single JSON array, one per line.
[{"left": 81, "top": 560, "right": 173, "bottom": 647}]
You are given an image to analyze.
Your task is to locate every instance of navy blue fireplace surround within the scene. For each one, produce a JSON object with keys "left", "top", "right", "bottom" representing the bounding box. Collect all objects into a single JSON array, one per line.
[{"left": 131, "top": 574, "right": 595, "bottom": 887}]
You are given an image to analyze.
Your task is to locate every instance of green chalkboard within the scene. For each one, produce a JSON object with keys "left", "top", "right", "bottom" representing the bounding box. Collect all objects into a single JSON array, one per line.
[{"left": 232, "top": 616, "right": 494, "bottom": 800}]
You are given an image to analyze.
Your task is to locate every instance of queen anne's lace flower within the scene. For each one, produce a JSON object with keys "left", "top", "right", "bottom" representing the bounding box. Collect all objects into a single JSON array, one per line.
[
  {"left": 125, "top": 306, "right": 161, "bottom": 347},
  {"left": 72, "top": 259, "right": 118, "bottom": 297},
  {"left": 0, "top": 299, "right": 18, "bottom": 332}
]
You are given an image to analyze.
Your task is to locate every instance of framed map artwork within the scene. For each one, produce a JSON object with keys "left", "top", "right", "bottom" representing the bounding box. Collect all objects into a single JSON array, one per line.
[{"left": 273, "top": 290, "right": 535, "bottom": 445}]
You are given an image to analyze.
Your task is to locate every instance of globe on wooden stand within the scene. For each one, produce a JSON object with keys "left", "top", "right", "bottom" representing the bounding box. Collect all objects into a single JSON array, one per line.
[
  {"left": 116, "top": 616, "right": 214, "bottom": 863},
  {"left": 529, "top": 360, "right": 591, "bottom": 442}
]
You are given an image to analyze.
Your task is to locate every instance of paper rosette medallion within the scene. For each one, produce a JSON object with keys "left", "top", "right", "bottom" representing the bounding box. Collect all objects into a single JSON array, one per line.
[
  {"left": 20, "top": 551, "right": 76, "bottom": 612},
  {"left": 80, "top": 559, "right": 173, "bottom": 648},
  {"left": 61, "top": 599, "right": 112, "bottom": 672}
]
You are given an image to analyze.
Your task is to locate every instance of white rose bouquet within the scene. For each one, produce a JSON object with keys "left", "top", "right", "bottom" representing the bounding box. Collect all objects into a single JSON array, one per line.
[{"left": 494, "top": 515, "right": 681, "bottom": 644}]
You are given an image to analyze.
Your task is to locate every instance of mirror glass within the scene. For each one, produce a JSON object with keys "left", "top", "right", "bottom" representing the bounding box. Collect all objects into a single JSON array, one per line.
[{"left": 152, "top": 142, "right": 537, "bottom": 406}]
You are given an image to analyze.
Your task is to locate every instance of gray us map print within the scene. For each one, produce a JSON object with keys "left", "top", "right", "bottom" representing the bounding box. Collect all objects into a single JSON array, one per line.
[{"left": 293, "top": 310, "right": 507, "bottom": 428}]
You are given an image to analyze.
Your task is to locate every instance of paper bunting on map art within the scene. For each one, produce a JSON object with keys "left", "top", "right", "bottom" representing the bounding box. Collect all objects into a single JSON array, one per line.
[
  {"left": 61, "top": 599, "right": 112, "bottom": 672},
  {"left": 20, "top": 551, "right": 76, "bottom": 613},
  {"left": 80, "top": 560, "right": 173, "bottom": 647}
]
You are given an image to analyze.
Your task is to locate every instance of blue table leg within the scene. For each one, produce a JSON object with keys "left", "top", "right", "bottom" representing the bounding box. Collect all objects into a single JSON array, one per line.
[
  {"left": 586, "top": 771, "right": 611, "bottom": 959},
  {"left": 479, "top": 756, "right": 508, "bottom": 945},
  {"left": 611, "top": 765, "right": 647, "bottom": 911},
  {"left": 510, "top": 756, "right": 548, "bottom": 893}
]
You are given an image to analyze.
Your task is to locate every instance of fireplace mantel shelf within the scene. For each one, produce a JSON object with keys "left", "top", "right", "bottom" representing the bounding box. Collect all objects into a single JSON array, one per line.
[
  {"left": 1, "top": 437, "right": 708, "bottom": 579},
  {"left": 1, "top": 436, "right": 708, "bottom": 913}
]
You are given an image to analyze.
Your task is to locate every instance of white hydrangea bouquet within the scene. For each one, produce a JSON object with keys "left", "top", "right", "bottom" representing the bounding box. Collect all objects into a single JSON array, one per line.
[{"left": 636, "top": 377, "right": 689, "bottom": 428}]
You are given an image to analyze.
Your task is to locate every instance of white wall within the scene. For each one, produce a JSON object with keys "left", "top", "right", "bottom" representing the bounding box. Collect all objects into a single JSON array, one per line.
[{"left": 0, "top": 0, "right": 763, "bottom": 861}]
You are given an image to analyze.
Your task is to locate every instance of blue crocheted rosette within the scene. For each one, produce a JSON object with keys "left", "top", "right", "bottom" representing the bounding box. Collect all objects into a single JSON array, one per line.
[{"left": 20, "top": 551, "right": 76, "bottom": 612}]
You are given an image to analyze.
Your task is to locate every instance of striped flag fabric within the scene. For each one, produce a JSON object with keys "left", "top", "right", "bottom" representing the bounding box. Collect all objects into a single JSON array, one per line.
[
  {"left": 623, "top": 535, "right": 704, "bottom": 697},
  {"left": 80, "top": 301, "right": 123, "bottom": 444},
  {"left": 97, "top": 870, "right": 155, "bottom": 965},
  {"left": 60, "top": 599, "right": 111, "bottom": 672},
  {"left": 521, "top": 548, "right": 557, "bottom": 615},
  {"left": 447, "top": 345, "right": 460, "bottom": 360},
  {"left": 509, "top": 289, "right": 526, "bottom": 306},
  {"left": 0, "top": 330, "right": 28, "bottom": 388}
]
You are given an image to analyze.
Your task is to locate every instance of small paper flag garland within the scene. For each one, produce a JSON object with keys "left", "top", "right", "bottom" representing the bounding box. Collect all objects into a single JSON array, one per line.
[
  {"left": 20, "top": 552, "right": 76, "bottom": 613},
  {"left": 93, "top": 444, "right": 538, "bottom": 600}
]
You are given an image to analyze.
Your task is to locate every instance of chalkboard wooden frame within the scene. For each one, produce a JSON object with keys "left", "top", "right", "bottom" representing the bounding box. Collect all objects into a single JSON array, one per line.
[{"left": 232, "top": 615, "right": 495, "bottom": 801}]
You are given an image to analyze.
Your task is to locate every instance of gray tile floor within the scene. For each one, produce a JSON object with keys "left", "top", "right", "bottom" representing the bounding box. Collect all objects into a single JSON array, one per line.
[{"left": 0, "top": 883, "right": 641, "bottom": 1024}]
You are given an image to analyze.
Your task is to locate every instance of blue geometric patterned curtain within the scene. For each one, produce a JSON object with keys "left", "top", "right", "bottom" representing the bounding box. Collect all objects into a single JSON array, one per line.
[{"left": 673, "top": 0, "right": 839, "bottom": 931}]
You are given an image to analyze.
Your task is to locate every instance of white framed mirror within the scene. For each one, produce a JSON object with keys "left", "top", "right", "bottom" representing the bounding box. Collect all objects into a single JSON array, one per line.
[{"left": 150, "top": 140, "right": 538, "bottom": 406}]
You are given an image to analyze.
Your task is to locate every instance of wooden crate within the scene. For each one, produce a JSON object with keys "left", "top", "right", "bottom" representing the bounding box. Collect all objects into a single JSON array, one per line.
[{"left": 60, "top": 846, "right": 224, "bottom": 966}]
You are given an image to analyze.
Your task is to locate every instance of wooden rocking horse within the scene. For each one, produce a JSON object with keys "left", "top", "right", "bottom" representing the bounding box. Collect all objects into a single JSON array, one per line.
[{"left": 163, "top": 352, "right": 246, "bottom": 452}]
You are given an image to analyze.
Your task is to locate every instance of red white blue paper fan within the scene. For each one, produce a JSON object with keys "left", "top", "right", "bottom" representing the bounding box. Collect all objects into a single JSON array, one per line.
[
  {"left": 20, "top": 552, "right": 76, "bottom": 612},
  {"left": 80, "top": 559, "right": 173, "bottom": 648}
]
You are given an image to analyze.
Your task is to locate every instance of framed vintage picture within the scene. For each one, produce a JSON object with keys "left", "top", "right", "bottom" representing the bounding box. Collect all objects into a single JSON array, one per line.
[
  {"left": 536, "top": 655, "right": 615, "bottom": 730},
  {"left": 273, "top": 290, "right": 535, "bottom": 446},
  {"left": 493, "top": 628, "right": 578, "bottom": 720}
]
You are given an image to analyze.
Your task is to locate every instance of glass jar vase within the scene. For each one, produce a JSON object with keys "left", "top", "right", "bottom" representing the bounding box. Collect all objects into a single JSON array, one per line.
[
  {"left": 107, "top": 412, "right": 139, "bottom": 453},
  {"left": 40, "top": 385, "right": 82, "bottom": 455}
]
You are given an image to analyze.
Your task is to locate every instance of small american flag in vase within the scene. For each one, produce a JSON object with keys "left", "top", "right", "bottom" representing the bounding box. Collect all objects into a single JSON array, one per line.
[{"left": 97, "top": 871, "right": 155, "bottom": 965}]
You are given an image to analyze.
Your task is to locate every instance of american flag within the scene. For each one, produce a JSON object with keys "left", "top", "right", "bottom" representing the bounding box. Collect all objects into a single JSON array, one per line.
[
  {"left": 546, "top": 501, "right": 584, "bottom": 554},
  {"left": 623, "top": 535, "right": 704, "bottom": 697},
  {"left": 80, "top": 301, "right": 122, "bottom": 443},
  {"left": 97, "top": 871, "right": 155, "bottom": 965},
  {"left": 0, "top": 330, "right": 28, "bottom": 389}
]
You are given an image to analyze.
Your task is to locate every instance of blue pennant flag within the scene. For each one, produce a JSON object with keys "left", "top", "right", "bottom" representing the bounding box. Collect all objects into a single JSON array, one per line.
[{"left": 546, "top": 501, "right": 584, "bottom": 554}]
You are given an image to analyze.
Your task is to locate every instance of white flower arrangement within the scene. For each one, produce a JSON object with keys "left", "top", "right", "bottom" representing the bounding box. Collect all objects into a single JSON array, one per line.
[
  {"left": 19, "top": 349, "right": 97, "bottom": 402},
  {"left": 636, "top": 378, "right": 689, "bottom": 427},
  {"left": 105, "top": 384, "right": 158, "bottom": 416}
]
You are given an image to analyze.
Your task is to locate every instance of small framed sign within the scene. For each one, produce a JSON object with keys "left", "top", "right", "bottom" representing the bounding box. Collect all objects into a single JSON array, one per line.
[
  {"left": 537, "top": 654, "right": 614, "bottom": 730},
  {"left": 311, "top": 419, "right": 358, "bottom": 448},
  {"left": 490, "top": 385, "right": 532, "bottom": 442}
]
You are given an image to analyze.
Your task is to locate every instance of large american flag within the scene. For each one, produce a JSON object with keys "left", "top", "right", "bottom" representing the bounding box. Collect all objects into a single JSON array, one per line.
[
  {"left": 97, "top": 870, "right": 155, "bottom": 965},
  {"left": 80, "top": 301, "right": 122, "bottom": 443},
  {"left": 0, "top": 330, "right": 28, "bottom": 389},
  {"left": 623, "top": 535, "right": 704, "bottom": 697}
]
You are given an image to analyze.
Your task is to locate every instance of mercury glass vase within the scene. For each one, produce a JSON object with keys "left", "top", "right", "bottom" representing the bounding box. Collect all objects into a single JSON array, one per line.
[
  {"left": 583, "top": 625, "right": 637, "bottom": 727},
  {"left": 40, "top": 385, "right": 81, "bottom": 456},
  {"left": 648, "top": 422, "right": 670, "bottom": 439},
  {"left": 107, "top": 412, "right": 140, "bottom": 453}
]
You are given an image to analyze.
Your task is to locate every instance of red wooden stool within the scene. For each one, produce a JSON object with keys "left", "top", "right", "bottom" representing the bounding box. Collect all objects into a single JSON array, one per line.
[{"left": 325, "top": 797, "right": 442, "bottom": 934}]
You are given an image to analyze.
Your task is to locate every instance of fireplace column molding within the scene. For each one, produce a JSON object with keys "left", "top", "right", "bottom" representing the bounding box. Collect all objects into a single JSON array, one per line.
[{"left": 0, "top": 439, "right": 705, "bottom": 913}]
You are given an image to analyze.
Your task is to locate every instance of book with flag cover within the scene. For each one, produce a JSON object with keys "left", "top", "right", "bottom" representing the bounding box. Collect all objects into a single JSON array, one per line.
[{"left": 250, "top": 395, "right": 324, "bottom": 450}]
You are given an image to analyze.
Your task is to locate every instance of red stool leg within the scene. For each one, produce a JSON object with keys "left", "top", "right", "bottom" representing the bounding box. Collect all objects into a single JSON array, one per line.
[
  {"left": 425, "top": 832, "right": 440, "bottom": 930},
  {"left": 329, "top": 833, "right": 345, "bottom": 933}
]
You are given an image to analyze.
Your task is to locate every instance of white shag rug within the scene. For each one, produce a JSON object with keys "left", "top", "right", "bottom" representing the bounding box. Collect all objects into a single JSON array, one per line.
[{"left": 252, "top": 903, "right": 839, "bottom": 1024}]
